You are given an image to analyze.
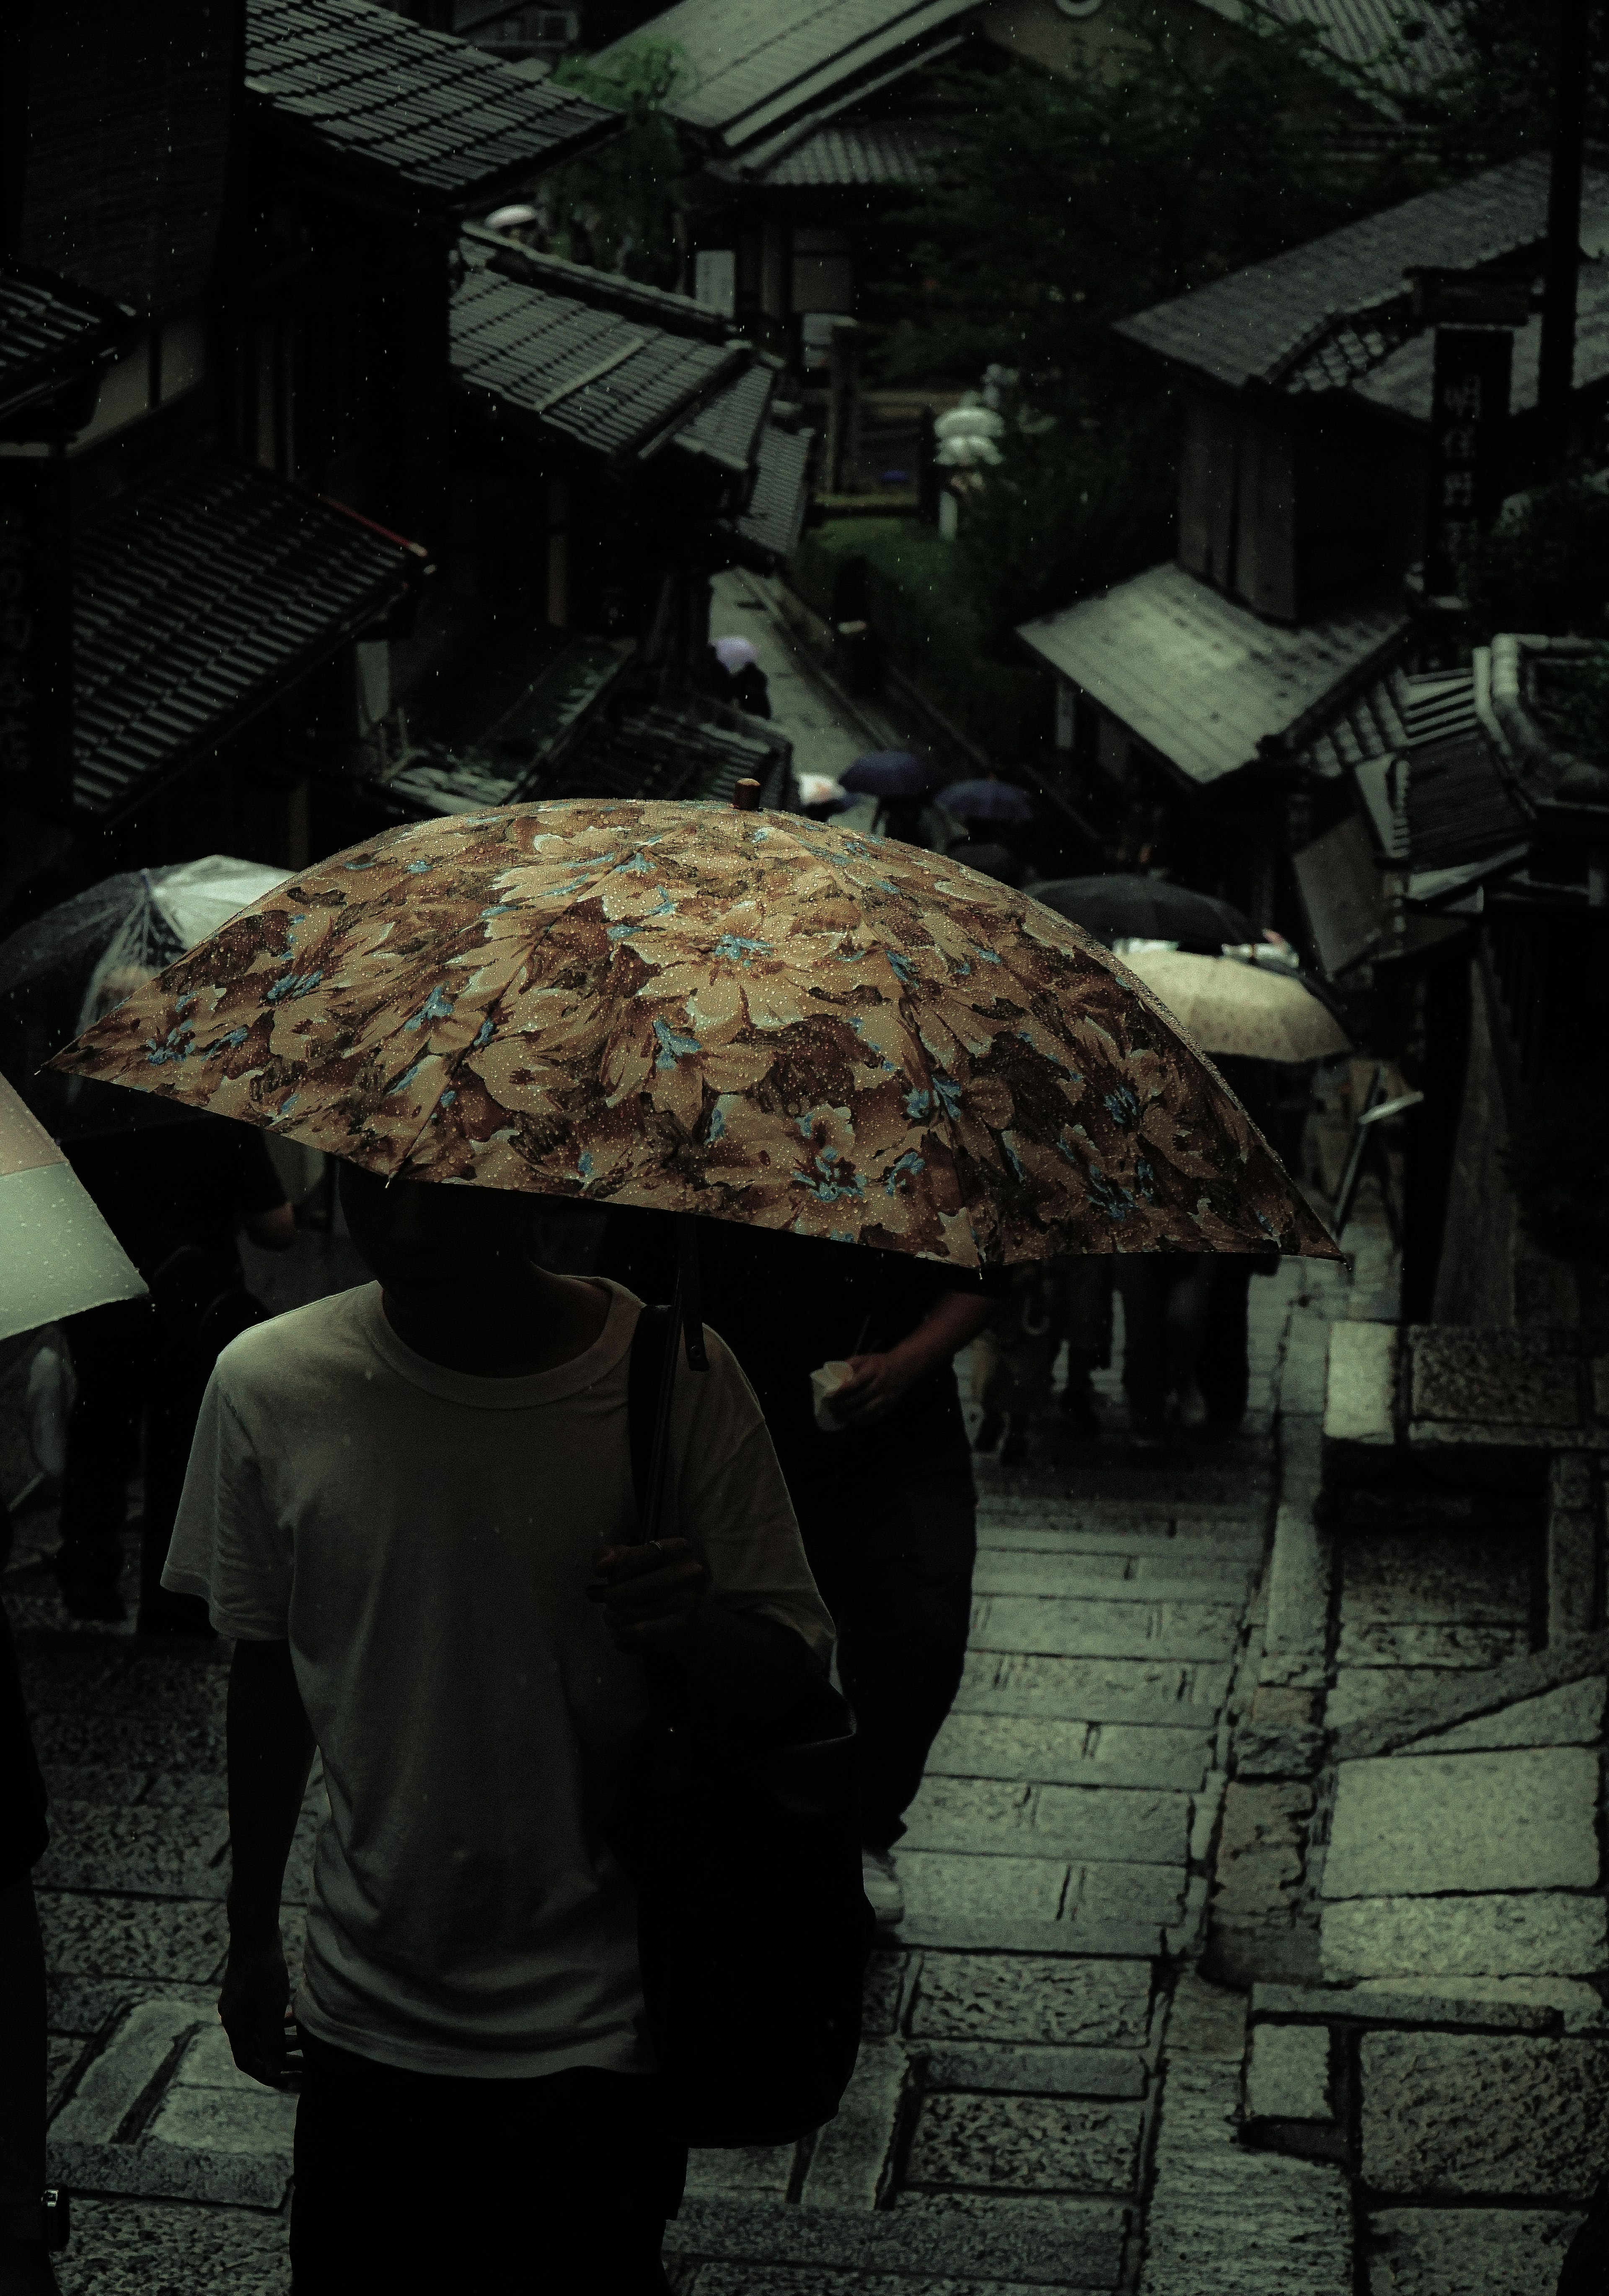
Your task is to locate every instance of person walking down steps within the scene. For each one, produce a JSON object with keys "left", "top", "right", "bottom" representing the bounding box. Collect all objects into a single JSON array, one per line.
[
  {"left": 162, "top": 1162, "right": 834, "bottom": 2296},
  {"left": 600, "top": 1211, "right": 998, "bottom": 1931}
]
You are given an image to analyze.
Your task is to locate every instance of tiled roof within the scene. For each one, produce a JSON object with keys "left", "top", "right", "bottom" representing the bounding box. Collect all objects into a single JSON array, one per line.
[
  {"left": 1114, "top": 156, "right": 1599, "bottom": 394},
  {"left": 1194, "top": 0, "right": 1466, "bottom": 96},
  {"left": 746, "top": 117, "right": 947, "bottom": 186},
  {"left": 593, "top": 0, "right": 980, "bottom": 152},
  {"left": 540, "top": 698, "right": 792, "bottom": 806},
  {"left": 1353, "top": 259, "right": 1609, "bottom": 425},
  {"left": 466, "top": 236, "right": 736, "bottom": 341},
  {"left": 676, "top": 358, "right": 778, "bottom": 475},
  {"left": 73, "top": 457, "right": 419, "bottom": 821},
  {"left": 1405, "top": 730, "right": 1531, "bottom": 871},
  {"left": 1301, "top": 663, "right": 1478, "bottom": 777},
  {"left": 244, "top": 0, "right": 619, "bottom": 207},
  {"left": 1015, "top": 560, "right": 1407, "bottom": 789},
  {"left": 0, "top": 265, "right": 134, "bottom": 422},
  {"left": 451, "top": 264, "right": 747, "bottom": 461},
  {"left": 731, "top": 424, "right": 816, "bottom": 567}
]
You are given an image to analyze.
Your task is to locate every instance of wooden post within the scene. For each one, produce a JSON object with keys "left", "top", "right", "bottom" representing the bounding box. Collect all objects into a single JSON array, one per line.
[
  {"left": 731, "top": 778, "right": 762, "bottom": 812},
  {"left": 917, "top": 405, "right": 939, "bottom": 525},
  {"left": 826, "top": 320, "right": 861, "bottom": 495}
]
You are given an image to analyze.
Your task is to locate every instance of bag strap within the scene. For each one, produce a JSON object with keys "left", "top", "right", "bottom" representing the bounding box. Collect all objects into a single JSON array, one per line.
[{"left": 627, "top": 1302, "right": 672, "bottom": 1527}]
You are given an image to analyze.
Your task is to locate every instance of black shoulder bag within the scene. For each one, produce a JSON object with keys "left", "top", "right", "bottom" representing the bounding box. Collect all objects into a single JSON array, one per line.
[{"left": 600, "top": 1225, "right": 877, "bottom": 2149}]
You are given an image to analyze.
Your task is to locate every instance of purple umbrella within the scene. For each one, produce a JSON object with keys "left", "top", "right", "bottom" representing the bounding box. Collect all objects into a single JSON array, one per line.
[
  {"left": 941, "top": 778, "right": 1035, "bottom": 825},
  {"left": 840, "top": 751, "right": 939, "bottom": 798}
]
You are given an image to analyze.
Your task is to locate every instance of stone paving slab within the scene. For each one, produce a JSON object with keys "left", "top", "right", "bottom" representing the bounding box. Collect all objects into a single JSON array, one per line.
[
  {"left": 974, "top": 1524, "right": 1264, "bottom": 1566},
  {"left": 969, "top": 1597, "right": 1243, "bottom": 1663},
  {"left": 907, "top": 1954, "right": 1153, "bottom": 2048},
  {"left": 916, "top": 2044, "right": 1147, "bottom": 2098},
  {"left": 1335, "top": 1622, "right": 1531, "bottom": 1671},
  {"left": 688, "top": 2272, "right": 1058, "bottom": 2296},
  {"left": 1359, "top": 2032, "right": 1609, "bottom": 2197},
  {"left": 971, "top": 1557, "right": 1256, "bottom": 1607},
  {"left": 32, "top": 1802, "right": 233, "bottom": 1899},
  {"left": 903, "top": 2091, "right": 1144, "bottom": 2196},
  {"left": 1322, "top": 1747, "right": 1601, "bottom": 1899},
  {"left": 1321, "top": 1892, "right": 1608, "bottom": 1981},
  {"left": 1407, "top": 1675, "right": 1606, "bottom": 1753},
  {"left": 1254, "top": 1977, "right": 1609, "bottom": 2033},
  {"left": 27, "top": 1706, "right": 225, "bottom": 1773},
  {"left": 1326, "top": 1670, "right": 1453, "bottom": 1729},
  {"left": 50, "top": 2197, "right": 289, "bottom": 2296},
  {"left": 955, "top": 1652, "right": 1233, "bottom": 1721},
  {"left": 661, "top": 2194, "right": 1130, "bottom": 2287},
  {"left": 1333, "top": 1632, "right": 1609, "bottom": 1762},
  {"left": 36, "top": 1892, "right": 230, "bottom": 1986},
  {"left": 899, "top": 1776, "right": 1189, "bottom": 1864},
  {"left": 1365, "top": 2206, "right": 1587, "bottom": 2295},
  {"left": 1338, "top": 1531, "right": 1532, "bottom": 1625},
  {"left": 896, "top": 1916, "right": 1164, "bottom": 1960},
  {"left": 47, "top": 1976, "right": 222, "bottom": 2039},
  {"left": 926, "top": 1714, "right": 1214, "bottom": 1791},
  {"left": 684, "top": 2145, "right": 797, "bottom": 2199},
  {"left": 1245, "top": 2023, "right": 1331, "bottom": 2121},
  {"left": 1138, "top": 2056, "right": 1353, "bottom": 2296}
]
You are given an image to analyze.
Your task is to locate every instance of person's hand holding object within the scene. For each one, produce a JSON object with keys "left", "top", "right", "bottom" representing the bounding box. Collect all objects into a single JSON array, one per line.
[
  {"left": 589, "top": 1538, "right": 708, "bottom": 1653},
  {"left": 826, "top": 1349, "right": 923, "bottom": 1429}
]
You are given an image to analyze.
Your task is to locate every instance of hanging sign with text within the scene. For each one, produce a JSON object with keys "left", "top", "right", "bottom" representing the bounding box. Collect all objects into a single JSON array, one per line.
[{"left": 1425, "top": 326, "right": 1513, "bottom": 600}]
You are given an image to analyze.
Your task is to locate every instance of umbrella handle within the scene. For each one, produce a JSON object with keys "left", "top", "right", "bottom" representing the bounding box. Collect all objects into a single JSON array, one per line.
[
  {"left": 640, "top": 1219, "right": 709, "bottom": 1546},
  {"left": 732, "top": 779, "right": 762, "bottom": 813}
]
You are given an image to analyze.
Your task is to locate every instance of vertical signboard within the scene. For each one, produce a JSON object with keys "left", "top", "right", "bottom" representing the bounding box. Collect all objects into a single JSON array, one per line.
[
  {"left": 1425, "top": 327, "right": 1513, "bottom": 599},
  {"left": 0, "top": 461, "right": 73, "bottom": 820}
]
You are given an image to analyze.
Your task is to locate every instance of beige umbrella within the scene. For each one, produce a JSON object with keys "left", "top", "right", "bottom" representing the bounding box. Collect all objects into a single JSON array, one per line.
[
  {"left": 0, "top": 1072, "right": 146, "bottom": 1342},
  {"left": 47, "top": 800, "right": 1340, "bottom": 1265},
  {"left": 1117, "top": 949, "right": 1351, "bottom": 1064}
]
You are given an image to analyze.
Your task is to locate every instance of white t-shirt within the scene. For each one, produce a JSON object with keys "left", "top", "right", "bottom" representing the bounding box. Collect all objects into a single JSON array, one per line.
[{"left": 163, "top": 1278, "right": 834, "bottom": 2081}]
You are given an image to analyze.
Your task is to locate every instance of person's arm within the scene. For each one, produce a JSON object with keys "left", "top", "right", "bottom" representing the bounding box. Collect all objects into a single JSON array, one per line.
[
  {"left": 217, "top": 1639, "right": 316, "bottom": 2088},
  {"left": 829, "top": 1289, "right": 997, "bottom": 1429},
  {"left": 242, "top": 1205, "right": 295, "bottom": 1252},
  {"left": 590, "top": 1543, "right": 818, "bottom": 1721}
]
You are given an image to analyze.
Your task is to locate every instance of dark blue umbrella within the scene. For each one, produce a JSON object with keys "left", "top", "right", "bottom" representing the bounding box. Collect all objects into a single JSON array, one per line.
[
  {"left": 840, "top": 751, "right": 939, "bottom": 798},
  {"left": 941, "top": 778, "right": 1035, "bottom": 825}
]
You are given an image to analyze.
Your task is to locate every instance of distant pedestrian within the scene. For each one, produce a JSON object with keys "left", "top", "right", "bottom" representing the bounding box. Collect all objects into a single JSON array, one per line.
[
  {"left": 599, "top": 1212, "right": 998, "bottom": 1931},
  {"left": 973, "top": 1259, "right": 1112, "bottom": 1460},
  {"left": 712, "top": 636, "right": 771, "bottom": 719},
  {"left": 52, "top": 969, "right": 295, "bottom": 1631},
  {"left": 170, "top": 1162, "right": 832, "bottom": 2294}
]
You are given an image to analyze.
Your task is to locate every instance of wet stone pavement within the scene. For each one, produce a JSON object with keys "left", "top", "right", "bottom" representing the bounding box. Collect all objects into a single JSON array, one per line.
[{"left": 2, "top": 1254, "right": 1349, "bottom": 2292}]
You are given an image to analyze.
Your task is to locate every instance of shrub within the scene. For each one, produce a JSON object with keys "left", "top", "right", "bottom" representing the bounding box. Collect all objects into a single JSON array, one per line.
[{"left": 1456, "top": 478, "right": 1609, "bottom": 638}]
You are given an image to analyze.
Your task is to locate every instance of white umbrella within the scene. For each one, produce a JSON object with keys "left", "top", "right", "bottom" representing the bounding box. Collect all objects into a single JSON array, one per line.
[
  {"left": 0, "top": 1071, "right": 145, "bottom": 1343},
  {"left": 1117, "top": 949, "right": 1351, "bottom": 1064}
]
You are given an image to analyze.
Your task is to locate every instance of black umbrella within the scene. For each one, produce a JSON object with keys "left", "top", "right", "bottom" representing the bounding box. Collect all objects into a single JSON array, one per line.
[
  {"left": 840, "top": 751, "right": 939, "bottom": 799},
  {"left": 1031, "top": 875, "right": 1255, "bottom": 951}
]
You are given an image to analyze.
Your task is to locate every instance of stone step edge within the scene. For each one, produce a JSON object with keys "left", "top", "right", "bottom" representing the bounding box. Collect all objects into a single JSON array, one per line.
[
  {"left": 660, "top": 2193, "right": 1130, "bottom": 2288},
  {"left": 1331, "top": 1628, "right": 1609, "bottom": 1762},
  {"left": 1249, "top": 1981, "right": 1603, "bottom": 2035},
  {"left": 893, "top": 1915, "right": 1163, "bottom": 1959}
]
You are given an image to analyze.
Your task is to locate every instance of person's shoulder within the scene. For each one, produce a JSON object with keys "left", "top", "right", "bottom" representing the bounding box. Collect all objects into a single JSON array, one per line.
[{"left": 213, "top": 1285, "right": 375, "bottom": 1400}]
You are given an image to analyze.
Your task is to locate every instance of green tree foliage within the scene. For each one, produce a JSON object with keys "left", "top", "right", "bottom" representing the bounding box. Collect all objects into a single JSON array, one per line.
[
  {"left": 1397, "top": 1, "right": 1609, "bottom": 173},
  {"left": 865, "top": 1, "right": 1435, "bottom": 403},
  {"left": 543, "top": 39, "right": 698, "bottom": 286},
  {"left": 1456, "top": 478, "right": 1609, "bottom": 637}
]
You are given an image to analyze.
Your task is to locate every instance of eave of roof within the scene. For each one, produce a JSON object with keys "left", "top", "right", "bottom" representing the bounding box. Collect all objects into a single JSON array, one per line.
[
  {"left": 245, "top": 0, "right": 622, "bottom": 210},
  {"left": 727, "top": 424, "right": 816, "bottom": 569},
  {"left": 450, "top": 265, "right": 750, "bottom": 464},
  {"left": 1016, "top": 560, "right": 1408, "bottom": 790},
  {"left": 675, "top": 358, "right": 779, "bottom": 477},
  {"left": 1113, "top": 155, "right": 1594, "bottom": 396},
  {"left": 71, "top": 454, "right": 421, "bottom": 823},
  {"left": 0, "top": 264, "right": 137, "bottom": 425},
  {"left": 592, "top": 0, "right": 981, "bottom": 153}
]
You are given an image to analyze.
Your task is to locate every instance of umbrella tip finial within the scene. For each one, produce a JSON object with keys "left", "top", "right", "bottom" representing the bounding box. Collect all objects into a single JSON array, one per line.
[{"left": 731, "top": 779, "right": 762, "bottom": 813}]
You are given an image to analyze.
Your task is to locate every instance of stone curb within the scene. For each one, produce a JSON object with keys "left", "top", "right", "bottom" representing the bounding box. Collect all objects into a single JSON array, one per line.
[{"left": 660, "top": 2194, "right": 1131, "bottom": 2288}]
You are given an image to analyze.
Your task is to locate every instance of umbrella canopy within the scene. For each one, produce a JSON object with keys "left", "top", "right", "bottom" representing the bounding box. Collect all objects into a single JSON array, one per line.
[
  {"left": 0, "top": 1071, "right": 146, "bottom": 1342},
  {"left": 0, "top": 856, "right": 292, "bottom": 1139},
  {"left": 49, "top": 802, "right": 1338, "bottom": 1268},
  {"left": 713, "top": 636, "right": 760, "bottom": 673},
  {"left": 840, "top": 751, "right": 939, "bottom": 799},
  {"left": 941, "top": 779, "right": 1035, "bottom": 826},
  {"left": 1118, "top": 950, "right": 1351, "bottom": 1064},
  {"left": 1033, "top": 876, "right": 1255, "bottom": 951}
]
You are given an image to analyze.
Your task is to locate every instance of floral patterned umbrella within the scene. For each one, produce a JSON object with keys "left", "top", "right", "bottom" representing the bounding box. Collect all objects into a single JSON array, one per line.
[{"left": 47, "top": 800, "right": 1338, "bottom": 1269}]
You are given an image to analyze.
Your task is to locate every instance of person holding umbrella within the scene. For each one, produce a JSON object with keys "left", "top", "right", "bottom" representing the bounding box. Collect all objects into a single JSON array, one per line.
[
  {"left": 48, "top": 792, "right": 1335, "bottom": 2291},
  {"left": 839, "top": 751, "right": 941, "bottom": 847}
]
